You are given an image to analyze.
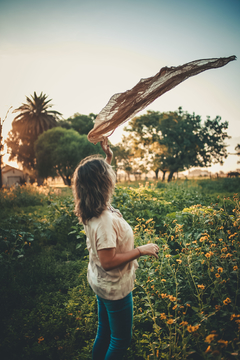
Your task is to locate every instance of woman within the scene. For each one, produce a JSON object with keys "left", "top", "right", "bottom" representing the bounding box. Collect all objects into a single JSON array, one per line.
[{"left": 72, "top": 139, "right": 159, "bottom": 360}]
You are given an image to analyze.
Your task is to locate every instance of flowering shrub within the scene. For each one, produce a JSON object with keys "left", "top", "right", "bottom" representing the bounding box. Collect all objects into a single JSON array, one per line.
[
  {"left": 0, "top": 181, "right": 239, "bottom": 359},
  {"left": 130, "top": 193, "right": 240, "bottom": 359}
]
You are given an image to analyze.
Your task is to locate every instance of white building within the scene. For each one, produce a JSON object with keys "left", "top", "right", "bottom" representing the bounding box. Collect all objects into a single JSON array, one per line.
[{"left": 2, "top": 165, "right": 28, "bottom": 187}]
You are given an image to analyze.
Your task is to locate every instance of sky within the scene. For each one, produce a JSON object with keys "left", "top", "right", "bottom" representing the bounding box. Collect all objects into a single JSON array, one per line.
[{"left": 0, "top": 0, "right": 240, "bottom": 174}]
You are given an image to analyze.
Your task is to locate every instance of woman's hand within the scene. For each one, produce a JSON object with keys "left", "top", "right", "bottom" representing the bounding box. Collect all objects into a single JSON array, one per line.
[
  {"left": 138, "top": 243, "right": 159, "bottom": 259},
  {"left": 100, "top": 138, "right": 113, "bottom": 165}
]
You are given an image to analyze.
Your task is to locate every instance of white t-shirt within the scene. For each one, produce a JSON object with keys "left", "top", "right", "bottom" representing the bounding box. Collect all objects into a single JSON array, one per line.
[{"left": 84, "top": 206, "right": 138, "bottom": 300}]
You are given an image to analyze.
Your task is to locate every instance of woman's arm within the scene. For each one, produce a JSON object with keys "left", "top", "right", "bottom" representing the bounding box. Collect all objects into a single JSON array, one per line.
[
  {"left": 100, "top": 138, "right": 113, "bottom": 165},
  {"left": 98, "top": 243, "right": 159, "bottom": 271}
]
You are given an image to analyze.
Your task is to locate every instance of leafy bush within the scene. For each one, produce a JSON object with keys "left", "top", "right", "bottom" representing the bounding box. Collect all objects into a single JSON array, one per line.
[
  {"left": 0, "top": 181, "right": 239, "bottom": 359},
  {"left": 0, "top": 184, "right": 49, "bottom": 209},
  {"left": 130, "top": 197, "right": 240, "bottom": 358}
]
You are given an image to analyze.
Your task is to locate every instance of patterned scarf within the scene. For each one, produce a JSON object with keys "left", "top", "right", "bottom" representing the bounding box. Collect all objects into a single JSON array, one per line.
[{"left": 88, "top": 55, "right": 236, "bottom": 144}]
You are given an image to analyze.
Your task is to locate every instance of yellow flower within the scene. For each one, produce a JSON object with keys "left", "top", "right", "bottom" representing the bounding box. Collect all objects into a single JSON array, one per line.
[
  {"left": 192, "top": 240, "right": 197, "bottom": 244},
  {"left": 229, "top": 232, "right": 237, "bottom": 239},
  {"left": 176, "top": 259, "right": 182, "bottom": 264},
  {"left": 217, "top": 339, "right": 228, "bottom": 347},
  {"left": 38, "top": 336, "right": 44, "bottom": 344},
  {"left": 205, "top": 334, "right": 217, "bottom": 343},
  {"left": 205, "top": 345, "right": 211, "bottom": 353},
  {"left": 160, "top": 313, "right": 167, "bottom": 320},
  {"left": 167, "top": 319, "right": 174, "bottom": 324},
  {"left": 215, "top": 273, "right": 220, "bottom": 278},
  {"left": 165, "top": 254, "right": 171, "bottom": 258},
  {"left": 218, "top": 238, "right": 223, "bottom": 242},
  {"left": 197, "top": 284, "right": 205, "bottom": 290},
  {"left": 145, "top": 218, "right": 153, "bottom": 224},
  {"left": 223, "top": 297, "right": 231, "bottom": 305},
  {"left": 168, "top": 295, "right": 177, "bottom": 302},
  {"left": 231, "top": 314, "right": 240, "bottom": 321},
  {"left": 179, "top": 321, "right": 188, "bottom": 326},
  {"left": 161, "top": 279, "right": 166, "bottom": 282},
  {"left": 161, "top": 293, "right": 167, "bottom": 298},
  {"left": 172, "top": 305, "right": 177, "bottom": 310},
  {"left": 218, "top": 267, "right": 223, "bottom": 273},
  {"left": 233, "top": 266, "right": 238, "bottom": 271},
  {"left": 187, "top": 324, "right": 199, "bottom": 333},
  {"left": 200, "top": 236, "right": 207, "bottom": 242},
  {"left": 215, "top": 305, "right": 221, "bottom": 311}
]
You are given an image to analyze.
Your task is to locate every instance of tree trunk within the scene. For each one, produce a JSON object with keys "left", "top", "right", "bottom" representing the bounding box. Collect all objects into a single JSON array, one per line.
[
  {"left": 155, "top": 169, "right": 159, "bottom": 179},
  {"left": 162, "top": 171, "right": 166, "bottom": 181},
  {"left": 0, "top": 155, "right": 2, "bottom": 189},
  {"left": 168, "top": 170, "right": 175, "bottom": 182},
  {"left": 61, "top": 176, "right": 69, "bottom": 186},
  {"left": 37, "top": 176, "right": 44, "bottom": 186}
]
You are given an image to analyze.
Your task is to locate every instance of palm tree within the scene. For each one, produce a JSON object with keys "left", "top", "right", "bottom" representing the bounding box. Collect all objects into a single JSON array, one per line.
[
  {"left": 12, "top": 92, "right": 62, "bottom": 139},
  {"left": 6, "top": 93, "right": 62, "bottom": 181}
]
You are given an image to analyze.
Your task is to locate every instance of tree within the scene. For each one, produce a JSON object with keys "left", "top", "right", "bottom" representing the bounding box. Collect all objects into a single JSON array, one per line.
[
  {"left": 35, "top": 127, "right": 103, "bottom": 186},
  {"left": 58, "top": 113, "right": 96, "bottom": 135},
  {"left": 112, "top": 136, "right": 135, "bottom": 181},
  {"left": 0, "top": 107, "right": 12, "bottom": 188},
  {"left": 5, "top": 92, "right": 62, "bottom": 176},
  {"left": 235, "top": 144, "right": 240, "bottom": 163},
  {"left": 125, "top": 108, "right": 230, "bottom": 181}
]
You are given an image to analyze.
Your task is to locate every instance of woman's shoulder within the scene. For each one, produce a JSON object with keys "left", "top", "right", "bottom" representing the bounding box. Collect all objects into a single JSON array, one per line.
[{"left": 87, "top": 209, "right": 113, "bottom": 227}]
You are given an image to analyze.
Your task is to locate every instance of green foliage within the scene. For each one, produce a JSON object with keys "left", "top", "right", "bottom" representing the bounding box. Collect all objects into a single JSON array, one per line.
[
  {"left": 125, "top": 109, "right": 230, "bottom": 181},
  {"left": 35, "top": 127, "right": 103, "bottom": 185},
  {"left": 58, "top": 113, "right": 96, "bottom": 135},
  {"left": 5, "top": 92, "right": 62, "bottom": 173},
  {"left": 0, "top": 184, "right": 46, "bottom": 209},
  {"left": 197, "top": 177, "right": 240, "bottom": 194},
  {"left": 112, "top": 185, "right": 172, "bottom": 233},
  {"left": 0, "top": 180, "right": 239, "bottom": 359}
]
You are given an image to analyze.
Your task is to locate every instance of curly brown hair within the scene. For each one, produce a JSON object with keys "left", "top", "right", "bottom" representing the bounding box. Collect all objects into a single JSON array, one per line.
[{"left": 72, "top": 155, "right": 116, "bottom": 224}]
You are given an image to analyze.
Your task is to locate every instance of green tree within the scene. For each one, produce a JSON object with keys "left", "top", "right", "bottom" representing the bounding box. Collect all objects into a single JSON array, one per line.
[
  {"left": 58, "top": 113, "right": 96, "bottom": 135},
  {"left": 5, "top": 92, "right": 62, "bottom": 177},
  {"left": 35, "top": 127, "right": 103, "bottom": 186},
  {"left": 235, "top": 144, "right": 240, "bottom": 163},
  {"left": 112, "top": 137, "right": 135, "bottom": 181},
  {"left": 125, "top": 108, "right": 230, "bottom": 181}
]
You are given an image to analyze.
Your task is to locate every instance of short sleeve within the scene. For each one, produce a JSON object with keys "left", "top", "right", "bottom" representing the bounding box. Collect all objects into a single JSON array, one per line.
[{"left": 96, "top": 212, "right": 117, "bottom": 250}]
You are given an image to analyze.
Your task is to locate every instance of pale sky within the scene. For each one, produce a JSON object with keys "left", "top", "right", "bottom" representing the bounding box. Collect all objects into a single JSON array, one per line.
[{"left": 0, "top": 0, "right": 240, "bottom": 173}]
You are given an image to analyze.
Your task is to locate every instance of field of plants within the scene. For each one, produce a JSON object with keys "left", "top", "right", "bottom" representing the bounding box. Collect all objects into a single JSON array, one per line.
[{"left": 0, "top": 178, "right": 240, "bottom": 360}]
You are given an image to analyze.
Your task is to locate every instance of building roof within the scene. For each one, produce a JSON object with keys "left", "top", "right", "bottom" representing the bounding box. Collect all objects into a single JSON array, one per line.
[{"left": 2, "top": 165, "right": 23, "bottom": 174}]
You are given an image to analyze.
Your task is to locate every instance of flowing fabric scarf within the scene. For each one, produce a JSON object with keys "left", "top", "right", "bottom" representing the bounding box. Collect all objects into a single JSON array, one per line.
[{"left": 87, "top": 55, "right": 236, "bottom": 144}]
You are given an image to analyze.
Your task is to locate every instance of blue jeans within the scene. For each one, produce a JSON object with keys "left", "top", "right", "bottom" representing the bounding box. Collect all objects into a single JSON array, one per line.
[{"left": 92, "top": 292, "right": 133, "bottom": 360}]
